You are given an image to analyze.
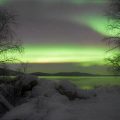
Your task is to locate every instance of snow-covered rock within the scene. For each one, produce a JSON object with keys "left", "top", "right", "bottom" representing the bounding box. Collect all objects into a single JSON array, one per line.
[
  {"left": 0, "top": 76, "right": 98, "bottom": 120},
  {"left": 32, "top": 80, "right": 57, "bottom": 97},
  {"left": 1, "top": 99, "right": 37, "bottom": 120},
  {"left": 56, "top": 80, "right": 77, "bottom": 100},
  {"left": 1, "top": 95, "right": 69, "bottom": 120},
  {"left": 56, "top": 80, "right": 97, "bottom": 100}
]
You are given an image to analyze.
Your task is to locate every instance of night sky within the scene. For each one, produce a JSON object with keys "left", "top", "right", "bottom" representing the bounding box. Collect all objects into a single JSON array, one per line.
[{"left": 0, "top": 0, "right": 114, "bottom": 74}]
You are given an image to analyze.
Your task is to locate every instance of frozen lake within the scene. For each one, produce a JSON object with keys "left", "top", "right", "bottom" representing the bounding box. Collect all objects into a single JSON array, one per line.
[{"left": 39, "top": 76, "right": 120, "bottom": 89}]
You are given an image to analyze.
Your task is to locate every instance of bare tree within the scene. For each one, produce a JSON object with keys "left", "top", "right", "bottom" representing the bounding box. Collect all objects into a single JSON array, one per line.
[
  {"left": 106, "top": 0, "right": 120, "bottom": 74},
  {"left": 0, "top": 8, "right": 23, "bottom": 111},
  {"left": 0, "top": 8, "right": 22, "bottom": 64}
]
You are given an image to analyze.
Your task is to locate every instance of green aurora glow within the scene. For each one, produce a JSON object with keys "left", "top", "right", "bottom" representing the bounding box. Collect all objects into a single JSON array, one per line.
[
  {"left": 0, "top": 0, "right": 8, "bottom": 5},
  {"left": 0, "top": 0, "right": 107, "bottom": 5},
  {"left": 42, "top": 0, "right": 108, "bottom": 4},
  {"left": 8, "top": 44, "right": 113, "bottom": 65},
  {"left": 72, "top": 15, "right": 120, "bottom": 37},
  {"left": 69, "top": 0, "right": 108, "bottom": 4},
  {"left": 1, "top": 0, "right": 114, "bottom": 66}
]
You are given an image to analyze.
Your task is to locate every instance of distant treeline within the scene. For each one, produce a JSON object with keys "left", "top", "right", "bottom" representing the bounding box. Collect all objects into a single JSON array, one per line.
[
  {"left": 31, "top": 72, "right": 96, "bottom": 76},
  {"left": 0, "top": 68, "right": 119, "bottom": 77}
]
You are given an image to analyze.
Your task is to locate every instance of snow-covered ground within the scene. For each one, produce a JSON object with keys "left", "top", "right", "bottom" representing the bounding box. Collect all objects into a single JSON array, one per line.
[{"left": 0, "top": 75, "right": 120, "bottom": 120}]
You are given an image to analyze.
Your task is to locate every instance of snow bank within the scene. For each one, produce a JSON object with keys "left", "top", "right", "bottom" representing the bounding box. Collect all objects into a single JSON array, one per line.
[{"left": 0, "top": 74, "right": 98, "bottom": 120}]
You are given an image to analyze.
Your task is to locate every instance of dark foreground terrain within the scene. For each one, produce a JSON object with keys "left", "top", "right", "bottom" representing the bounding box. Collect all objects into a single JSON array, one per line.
[{"left": 0, "top": 74, "right": 120, "bottom": 120}]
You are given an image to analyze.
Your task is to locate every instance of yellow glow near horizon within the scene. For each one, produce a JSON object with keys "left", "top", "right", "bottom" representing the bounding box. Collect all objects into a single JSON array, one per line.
[{"left": 7, "top": 44, "right": 113, "bottom": 66}]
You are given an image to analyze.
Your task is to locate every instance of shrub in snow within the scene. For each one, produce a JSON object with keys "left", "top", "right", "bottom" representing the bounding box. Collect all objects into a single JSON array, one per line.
[{"left": 14, "top": 74, "right": 38, "bottom": 96}]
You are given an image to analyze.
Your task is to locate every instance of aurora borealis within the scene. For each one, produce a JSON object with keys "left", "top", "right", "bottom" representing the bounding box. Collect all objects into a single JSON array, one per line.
[
  {"left": 73, "top": 15, "right": 120, "bottom": 37},
  {"left": 0, "top": 0, "right": 115, "bottom": 73},
  {"left": 17, "top": 44, "right": 108, "bottom": 65},
  {"left": 0, "top": 0, "right": 8, "bottom": 5}
]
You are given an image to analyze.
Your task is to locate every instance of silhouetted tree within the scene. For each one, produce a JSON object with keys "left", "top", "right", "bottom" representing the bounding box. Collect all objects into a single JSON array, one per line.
[
  {"left": 0, "top": 8, "right": 22, "bottom": 64},
  {"left": 106, "top": 0, "right": 120, "bottom": 74},
  {"left": 0, "top": 8, "right": 23, "bottom": 111}
]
